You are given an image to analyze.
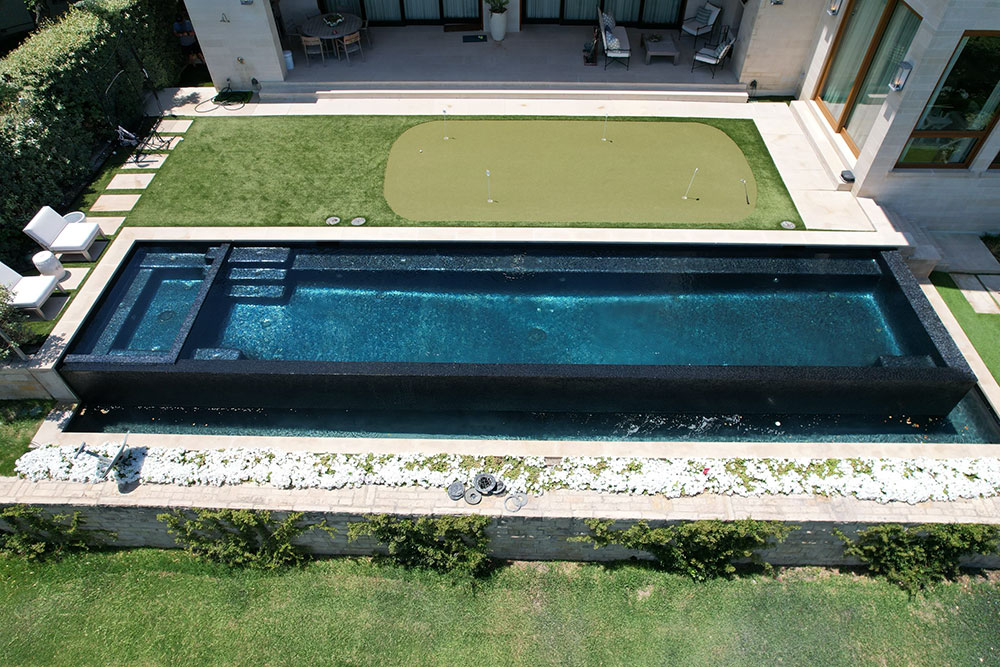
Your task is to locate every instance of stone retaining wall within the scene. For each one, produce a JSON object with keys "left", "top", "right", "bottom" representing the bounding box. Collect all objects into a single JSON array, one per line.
[{"left": 4, "top": 480, "right": 999, "bottom": 568}]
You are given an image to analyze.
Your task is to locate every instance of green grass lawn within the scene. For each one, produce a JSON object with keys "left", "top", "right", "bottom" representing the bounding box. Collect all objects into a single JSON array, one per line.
[
  {"left": 0, "top": 400, "right": 52, "bottom": 476},
  {"left": 0, "top": 550, "right": 997, "bottom": 665},
  {"left": 120, "top": 116, "right": 801, "bottom": 230},
  {"left": 932, "top": 272, "right": 1000, "bottom": 382}
]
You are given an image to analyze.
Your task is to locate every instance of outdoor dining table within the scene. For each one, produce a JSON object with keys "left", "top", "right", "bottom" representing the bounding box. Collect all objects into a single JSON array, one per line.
[{"left": 301, "top": 12, "right": 362, "bottom": 42}]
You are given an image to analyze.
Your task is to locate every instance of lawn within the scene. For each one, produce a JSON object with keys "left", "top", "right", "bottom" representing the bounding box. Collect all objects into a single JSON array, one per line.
[
  {"left": 118, "top": 115, "right": 801, "bottom": 230},
  {"left": 932, "top": 272, "right": 1000, "bottom": 381},
  {"left": 0, "top": 550, "right": 997, "bottom": 665},
  {"left": 0, "top": 400, "right": 52, "bottom": 476}
]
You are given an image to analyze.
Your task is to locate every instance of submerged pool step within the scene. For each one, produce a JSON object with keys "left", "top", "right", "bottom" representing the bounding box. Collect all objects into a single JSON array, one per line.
[
  {"left": 227, "top": 284, "right": 287, "bottom": 300},
  {"left": 227, "top": 267, "right": 287, "bottom": 281},
  {"left": 138, "top": 253, "right": 208, "bottom": 269},
  {"left": 229, "top": 247, "right": 292, "bottom": 265}
]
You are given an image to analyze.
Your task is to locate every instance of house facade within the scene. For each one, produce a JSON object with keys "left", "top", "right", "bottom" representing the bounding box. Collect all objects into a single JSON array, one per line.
[{"left": 185, "top": 0, "right": 1000, "bottom": 234}]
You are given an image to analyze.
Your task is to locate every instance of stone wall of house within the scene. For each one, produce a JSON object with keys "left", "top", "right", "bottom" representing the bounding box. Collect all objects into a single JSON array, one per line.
[
  {"left": 182, "top": 0, "right": 286, "bottom": 90},
  {"left": 733, "top": 0, "right": 827, "bottom": 97},
  {"left": 0, "top": 368, "right": 49, "bottom": 400}
]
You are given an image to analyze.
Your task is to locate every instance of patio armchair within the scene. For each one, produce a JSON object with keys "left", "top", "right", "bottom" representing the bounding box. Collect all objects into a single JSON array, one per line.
[
  {"left": 691, "top": 34, "right": 734, "bottom": 78},
  {"left": 682, "top": 2, "right": 721, "bottom": 48},
  {"left": 23, "top": 206, "right": 104, "bottom": 261},
  {"left": 0, "top": 261, "right": 64, "bottom": 319}
]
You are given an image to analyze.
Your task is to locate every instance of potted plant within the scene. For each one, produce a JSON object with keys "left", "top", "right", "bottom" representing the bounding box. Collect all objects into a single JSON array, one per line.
[{"left": 487, "top": 0, "right": 509, "bottom": 42}]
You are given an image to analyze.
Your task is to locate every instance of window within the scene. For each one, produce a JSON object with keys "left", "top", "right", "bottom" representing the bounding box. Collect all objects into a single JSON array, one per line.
[
  {"left": 897, "top": 33, "right": 1000, "bottom": 167},
  {"left": 816, "top": 0, "right": 921, "bottom": 155}
]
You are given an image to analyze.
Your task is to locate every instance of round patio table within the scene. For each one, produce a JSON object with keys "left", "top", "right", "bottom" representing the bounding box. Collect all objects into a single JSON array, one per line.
[{"left": 301, "top": 13, "right": 362, "bottom": 40}]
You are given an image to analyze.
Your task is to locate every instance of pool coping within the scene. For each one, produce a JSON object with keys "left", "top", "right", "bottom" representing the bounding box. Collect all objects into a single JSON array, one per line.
[{"left": 26, "top": 225, "right": 1000, "bottom": 458}]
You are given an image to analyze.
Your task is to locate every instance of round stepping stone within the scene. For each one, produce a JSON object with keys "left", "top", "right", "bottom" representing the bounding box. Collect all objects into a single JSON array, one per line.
[
  {"left": 350, "top": 217, "right": 366, "bottom": 226},
  {"left": 325, "top": 216, "right": 341, "bottom": 225},
  {"left": 780, "top": 220, "right": 796, "bottom": 229}
]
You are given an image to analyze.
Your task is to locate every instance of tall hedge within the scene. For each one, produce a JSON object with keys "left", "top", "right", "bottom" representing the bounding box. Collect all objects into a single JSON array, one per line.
[{"left": 0, "top": 0, "right": 181, "bottom": 267}]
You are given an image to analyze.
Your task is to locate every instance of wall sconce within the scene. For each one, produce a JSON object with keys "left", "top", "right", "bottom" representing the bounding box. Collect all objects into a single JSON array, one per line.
[
  {"left": 888, "top": 61, "right": 912, "bottom": 91},
  {"left": 770, "top": 0, "right": 783, "bottom": 4},
  {"left": 827, "top": 0, "right": 843, "bottom": 15},
  {"left": 240, "top": 0, "right": 254, "bottom": 4},
  {"left": 220, "top": 12, "right": 230, "bottom": 22}
]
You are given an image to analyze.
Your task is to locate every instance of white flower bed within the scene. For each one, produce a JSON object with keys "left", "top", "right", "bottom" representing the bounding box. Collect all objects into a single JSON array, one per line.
[{"left": 15, "top": 444, "right": 1000, "bottom": 505}]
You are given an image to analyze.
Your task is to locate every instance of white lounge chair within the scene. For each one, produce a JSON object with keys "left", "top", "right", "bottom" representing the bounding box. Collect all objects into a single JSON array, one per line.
[
  {"left": 23, "top": 206, "right": 104, "bottom": 261},
  {"left": 0, "top": 261, "right": 63, "bottom": 319},
  {"left": 682, "top": 2, "right": 721, "bottom": 48}
]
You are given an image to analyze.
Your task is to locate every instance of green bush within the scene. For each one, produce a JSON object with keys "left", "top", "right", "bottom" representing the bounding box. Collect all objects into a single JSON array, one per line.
[
  {"left": 837, "top": 523, "right": 1000, "bottom": 592},
  {"left": 0, "top": 505, "right": 109, "bottom": 559},
  {"left": 158, "top": 508, "right": 330, "bottom": 570},
  {"left": 347, "top": 514, "right": 492, "bottom": 577},
  {"left": 577, "top": 519, "right": 794, "bottom": 580},
  {"left": 0, "top": 0, "right": 181, "bottom": 266}
]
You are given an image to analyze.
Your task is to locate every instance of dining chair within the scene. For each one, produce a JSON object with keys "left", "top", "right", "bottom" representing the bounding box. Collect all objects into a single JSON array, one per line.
[
  {"left": 340, "top": 32, "right": 364, "bottom": 63},
  {"left": 301, "top": 35, "right": 325, "bottom": 66},
  {"left": 360, "top": 19, "right": 372, "bottom": 47}
]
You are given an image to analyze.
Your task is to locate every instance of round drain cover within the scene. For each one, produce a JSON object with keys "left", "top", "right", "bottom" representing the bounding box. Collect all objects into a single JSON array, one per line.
[
  {"left": 780, "top": 220, "right": 796, "bottom": 229},
  {"left": 493, "top": 479, "right": 506, "bottom": 496},
  {"left": 504, "top": 493, "right": 528, "bottom": 512},
  {"left": 447, "top": 481, "right": 465, "bottom": 501},
  {"left": 527, "top": 327, "right": 547, "bottom": 343},
  {"left": 474, "top": 473, "right": 496, "bottom": 494},
  {"left": 325, "top": 216, "right": 341, "bottom": 225},
  {"left": 464, "top": 488, "right": 482, "bottom": 505},
  {"left": 350, "top": 217, "right": 366, "bottom": 226},
  {"left": 157, "top": 310, "right": 176, "bottom": 322}
]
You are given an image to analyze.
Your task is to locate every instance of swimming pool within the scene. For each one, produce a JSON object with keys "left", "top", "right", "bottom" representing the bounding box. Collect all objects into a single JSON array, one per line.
[{"left": 61, "top": 242, "right": 975, "bottom": 417}]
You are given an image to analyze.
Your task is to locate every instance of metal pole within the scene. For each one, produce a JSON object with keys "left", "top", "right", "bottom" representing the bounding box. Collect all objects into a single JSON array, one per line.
[
  {"left": 443, "top": 109, "right": 448, "bottom": 140},
  {"left": 682, "top": 167, "right": 699, "bottom": 200},
  {"left": 486, "top": 169, "right": 493, "bottom": 203},
  {"left": 602, "top": 112, "right": 608, "bottom": 142}
]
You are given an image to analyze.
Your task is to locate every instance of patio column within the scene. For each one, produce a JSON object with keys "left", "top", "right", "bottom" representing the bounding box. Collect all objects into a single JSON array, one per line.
[{"left": 183, "top": 0, "right": 288, "bottom": 90}]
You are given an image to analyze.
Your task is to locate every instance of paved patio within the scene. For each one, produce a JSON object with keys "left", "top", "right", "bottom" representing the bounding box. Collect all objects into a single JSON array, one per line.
[{"left": 274, "top": 25, "right": 740, "bottom": 91}]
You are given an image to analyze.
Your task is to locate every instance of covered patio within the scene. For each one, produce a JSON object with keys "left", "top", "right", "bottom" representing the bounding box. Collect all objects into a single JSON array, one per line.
[{"left": 267, "top": 24, "right": 741, "bottom": 95}]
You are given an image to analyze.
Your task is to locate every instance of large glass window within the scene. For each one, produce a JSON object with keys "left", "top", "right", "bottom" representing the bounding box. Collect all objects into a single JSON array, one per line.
[
  {"left": 898, "top": 34, "right": 1000, "bottom": 167},
  {"left": 816, "top": 0, "right": 920, "bottom": 154}
]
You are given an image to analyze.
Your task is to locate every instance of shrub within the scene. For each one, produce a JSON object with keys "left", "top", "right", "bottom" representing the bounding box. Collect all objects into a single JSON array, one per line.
[
  {"left": 347, "top": 514, "right": 492, "bottom": 577},
  {"left": 577, "top": 519, "right": 794, "bottom": 580},
  {"left": 0, "top": 0, "right": 181, "bottom": 266},
  {"left": 836, "top": 523, "right": 1000, "bottom": 592},
  {"left": 158, "top": 508, "right": 330, "bottom": 570},
  {"left": 0, "top": 505, "right": 109, "bottom": 559},
  {"left": 0, "top": 285, "right": 29, "bottom": 360}
]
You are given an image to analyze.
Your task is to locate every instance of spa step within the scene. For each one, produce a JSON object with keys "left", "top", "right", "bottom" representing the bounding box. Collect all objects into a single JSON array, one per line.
[
  {"left": 227, "top": 284, "right": 287, "bottom": 300},
  {"left": 228, "top": 247, "right": 292, "bottom": 265},
  {"left": 876, "top": 355, "right": 935, "bottom": 368},
  {"left": 138, "top": 252, "right": 207, "bottom": 269},
  {"left": 227, "top": 267, "right": 287, "bottom": 281},
  {"left": 193, "top": 347, "right": 244, "bottom": 360}
]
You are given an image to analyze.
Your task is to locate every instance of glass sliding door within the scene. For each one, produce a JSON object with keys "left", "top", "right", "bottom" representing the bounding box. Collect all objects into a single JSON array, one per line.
[
  {"left": 818, "top": 0, "right": 888, "bottom": 124},
  {"left": 604, "top": 0, "right": 640, "bottom": 23},
  {"left": 524, "top": 0, "right": 560, "bottom": 20},
  {"left": 363, "top": 0, "right": 402, "bottom": 22},
  {"left": 563, "top": 0, "right": 592, "bottom": 21},
  {"left": 443, "top": 0, "right": 478, "bottom": 19},
  {"left": 815, "top": 0, "right": 921, "bottom": 155},
  {"left": 843, "top": 3, "right": 920, "bottom": 149},
  {"left": 641, "top": 0, "right": 682, "bottom": 25},
  {"left": 403, "top": 0, "right": 440, "bottom": 20}
]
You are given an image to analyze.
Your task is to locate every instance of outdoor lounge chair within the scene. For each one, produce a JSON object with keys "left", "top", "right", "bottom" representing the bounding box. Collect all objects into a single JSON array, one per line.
[
  {"left": 23, "top": 206, "right": 104, "bottom": 261},
  {"left": 691, "top": 34, "right": 734, "bottom": 78},
  {"left": 598, "top": 8, "right": 630, "bottom": 70},
  {"left": 0, "top": 261, "right": 63, "bottom": 319},
  {"left": 682, "top": 2, "right": 721, "bottom": 48}
]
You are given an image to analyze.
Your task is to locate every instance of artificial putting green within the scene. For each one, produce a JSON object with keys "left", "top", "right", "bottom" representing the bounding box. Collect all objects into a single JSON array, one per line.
[{"left": 385, "top": 120, "right": 761, "bottom": 225}]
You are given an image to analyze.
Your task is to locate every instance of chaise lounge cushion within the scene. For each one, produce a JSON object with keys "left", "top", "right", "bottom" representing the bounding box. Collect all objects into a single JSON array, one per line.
[
  {"left": 0, "top": 262, "right": 59, "bottom": 311},
  {"left": 23, "top": 205, "right": 101, "bottom": 255}
]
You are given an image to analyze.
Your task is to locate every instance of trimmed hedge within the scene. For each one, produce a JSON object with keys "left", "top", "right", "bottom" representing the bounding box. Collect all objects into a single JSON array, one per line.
[{"left": 0, "top": 0, "right": 181, "bottom": 266}]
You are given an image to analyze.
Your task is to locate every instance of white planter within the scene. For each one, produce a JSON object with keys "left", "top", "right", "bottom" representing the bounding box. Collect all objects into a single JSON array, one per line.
[{"left": 489, "top": 11, "right": 507, "bottom": 42}]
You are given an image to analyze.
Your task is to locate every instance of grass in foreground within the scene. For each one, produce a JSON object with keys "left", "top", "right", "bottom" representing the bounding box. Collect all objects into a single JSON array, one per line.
[
  {"left": 932, "top": 272, "right": 1000, "bottom": 382},
  {"left": 0, "top": 400, "right": 52, "bottom": 476},
  {"left": 0, "top": 550, "right": 997, "bottom": 665},
  {"left": 121, "top": 115, "right": 801, "bottom": 230}
]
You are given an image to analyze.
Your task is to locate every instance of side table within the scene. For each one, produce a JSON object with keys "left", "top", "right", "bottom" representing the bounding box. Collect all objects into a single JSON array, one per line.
[{"left": 33, "top": 251, "right": 69, "bottom": 282}]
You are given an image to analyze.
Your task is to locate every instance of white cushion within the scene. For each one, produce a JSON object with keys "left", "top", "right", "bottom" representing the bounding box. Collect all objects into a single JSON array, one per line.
[
  {"left": 611, "top": 25, "right": 630, "bottom": 50},
  {"left": 50, "top": 221, "right": 100, "bottom": 253},
  {"left": 10, "top": 275, "right": 58, "bottom": 309},
  {"left": 23, "top": 206, "right": 69, "bottom": 247},
  {"left": 0, "top": 262, "right": 21, "bottom": 290}
]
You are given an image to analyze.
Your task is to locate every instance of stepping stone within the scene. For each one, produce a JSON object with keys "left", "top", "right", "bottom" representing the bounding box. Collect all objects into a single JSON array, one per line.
[
  {"left": 122, "top": 153, "right": 168, "bottom": 169},
  {"left": 86, "top": 216, "right": 125, "bottom": 235},
  {"left": 977, "top": 275, "right": 1000, "bottom": 309},
  {"left": 161, "top": 136, "right": 184, "bottom": 150},
  {"left": 58, "top": 266, "right": 89, "bottom": 291},
  {"left": 952, "top": 273, "right": 1000, "bottom": 314},
  {"left": 107, "top": 173, "right": 154, "bottom": 190},
  {"left": 91, "top": 194, "right": 140, "bottom": 212},
  {"left": 155, "top": 119, "right": 192, "bottom": 133}
]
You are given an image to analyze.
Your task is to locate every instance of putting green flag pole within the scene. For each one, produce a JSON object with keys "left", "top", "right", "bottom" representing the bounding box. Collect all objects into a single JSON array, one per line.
[
  {"left": 443, "top": 109, "right": 448, "bottom": 141},
  {"left": 602, "top": 112, "right": 608, "bottom": 142},
  {"left": 486, "top": 169, "right": 493, "bottom": 203},
  {"left": 682, "top": 167, "right": 699, "bottom": 200}
]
